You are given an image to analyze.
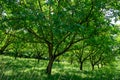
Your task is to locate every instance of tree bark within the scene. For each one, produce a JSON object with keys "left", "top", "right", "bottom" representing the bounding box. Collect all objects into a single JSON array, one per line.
[
  {"left": 92, "top": 64, "right": 94, "bottom": 70},
  {"left": 97, "top": 64, "right": 100, "bottom": 69},
  {"left": 80, "top": 62, "right": 83, "bottom": 70},
  {"left": 38, "top": 59, "right": 40, "bottom": 63},
  {"left": 46, "top": 57, "right": 55, "bottom": 75}
]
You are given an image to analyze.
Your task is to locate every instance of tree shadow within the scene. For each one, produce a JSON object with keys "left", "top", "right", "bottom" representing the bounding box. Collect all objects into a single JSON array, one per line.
[
  {"left": 0, "top": 56, "right": 120, "bottom": 80},
  {"left": 47, "top": 72, "right": 82, "bottom": 80}
]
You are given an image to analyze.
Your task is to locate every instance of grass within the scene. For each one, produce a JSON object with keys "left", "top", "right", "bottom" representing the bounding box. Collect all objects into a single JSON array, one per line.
[{"left": 0, "top": 55, "right": 120, "bottom": 80}]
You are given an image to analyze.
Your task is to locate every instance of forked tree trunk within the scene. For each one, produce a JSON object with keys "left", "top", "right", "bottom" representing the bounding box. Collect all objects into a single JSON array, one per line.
[{"left": 46, "top": 57, "right": 55, "bottom": 75}]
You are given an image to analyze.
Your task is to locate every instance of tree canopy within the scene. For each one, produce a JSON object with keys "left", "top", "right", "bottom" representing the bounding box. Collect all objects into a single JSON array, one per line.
[{"left": 0, "top": 0, "right": 120, "bottom": 75}]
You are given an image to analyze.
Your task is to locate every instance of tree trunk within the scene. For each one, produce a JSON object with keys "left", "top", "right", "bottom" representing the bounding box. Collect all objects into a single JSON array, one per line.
[
  {"left": 70, "top": 59, "right": 73, "bottom": 65},
  {"left": 97, "top": 64, "right": 99, "bottom": 69},
  {"left": 80, "top": 62, "right": 83, "bottom": 70},
  {"left": 38, "top": 59, "right": 40, "bottom": 63},
  {"left": 14, "top": 53, "right": 18, "bottom": 59},
  {"left": 0, "top": 50, "right": 4, "bottom": 54},
  {"left": 92, "top": 64, "right": 94, "bottom": 70},
  {"left": 46, "top": 57, "right": 55, "bottom": 75},
  {"left": 101, "top": 61, "right": 103, "bottom": 67}
]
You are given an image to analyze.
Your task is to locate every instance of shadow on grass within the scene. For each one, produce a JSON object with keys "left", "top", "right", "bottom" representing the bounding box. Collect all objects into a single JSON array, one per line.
[{"left": 0, "top": 55, "right": 120, "bottom": 80}]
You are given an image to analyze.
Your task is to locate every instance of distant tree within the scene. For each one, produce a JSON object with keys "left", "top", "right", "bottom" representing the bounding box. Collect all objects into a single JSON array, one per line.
[
  {"left": 72, "top": 41, "right": 90, "bottom": 70},
  {"left": 32, "top": 43, "right": 45, "bottom": 62}
]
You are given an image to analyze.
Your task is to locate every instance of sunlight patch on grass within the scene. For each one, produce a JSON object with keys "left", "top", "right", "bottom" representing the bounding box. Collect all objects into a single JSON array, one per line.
[
  {"left": 1, "top": 55, "right": 120, "bottom": 80},
  {"left": 20, "top": 68, "right": 32, "bottom": 73},
  {"left": 81, "top": 73, "right": 88, "bottom": 78},
  {"left": 4, "top": 70, "right": 13, "bottom": 76}
]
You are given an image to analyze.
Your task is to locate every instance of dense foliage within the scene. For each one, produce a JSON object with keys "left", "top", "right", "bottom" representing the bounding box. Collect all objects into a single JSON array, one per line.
[{"left": 0, "top": 0, "right": 120, "bottom": 75}]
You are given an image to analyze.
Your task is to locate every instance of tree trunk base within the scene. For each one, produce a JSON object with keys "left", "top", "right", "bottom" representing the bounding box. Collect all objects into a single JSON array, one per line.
[{"left": 46, "top": 58, "right": 55, "bottom": 75}]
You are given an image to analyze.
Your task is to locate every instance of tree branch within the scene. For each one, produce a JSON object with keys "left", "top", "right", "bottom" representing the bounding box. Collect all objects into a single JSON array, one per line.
[
  {"left": 53, "top": 32, "right": 71, "bottom": 54},
  {"left": 26, "top": 28, "right": 50, "bottom": 44},
  {"left": 55, "top": 33, "right": 76, "bottom": 57},
  {"left": 79, "top": 0, "right": 94, "bottom": 24}
]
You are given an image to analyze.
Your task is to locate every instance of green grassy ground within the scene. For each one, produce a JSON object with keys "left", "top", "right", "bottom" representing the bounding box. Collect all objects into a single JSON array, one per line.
[{"left": 0, "top": 55, "right": 120, "bottom": 80}]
